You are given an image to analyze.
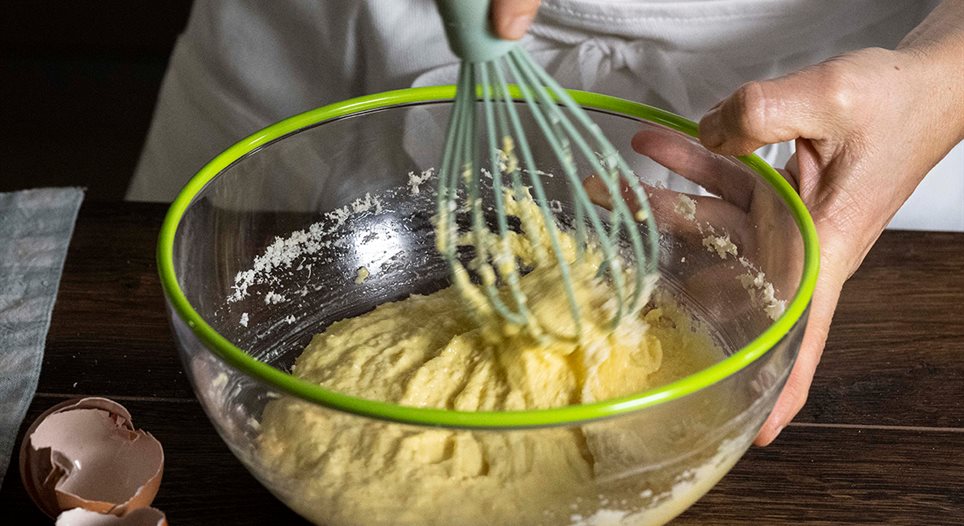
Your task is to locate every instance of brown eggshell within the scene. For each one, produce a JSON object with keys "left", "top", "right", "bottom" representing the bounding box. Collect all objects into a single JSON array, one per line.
[
  {"left": 19, "top": 397, "right": 164, "bottom": 518},
  {"left": 56, "top": 507, "right": 168, "bottom": 526}
]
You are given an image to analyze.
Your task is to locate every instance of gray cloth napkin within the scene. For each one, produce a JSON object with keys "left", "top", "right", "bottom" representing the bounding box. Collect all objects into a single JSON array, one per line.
[{"left": 0, "top": 188, "right": 84, "bottom": 486}]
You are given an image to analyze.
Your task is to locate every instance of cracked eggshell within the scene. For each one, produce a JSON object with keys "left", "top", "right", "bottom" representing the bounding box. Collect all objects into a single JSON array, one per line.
[
  {"left": 19, "top": 397, "right": 164, "bottom": 518},
  {"left": 56, "top": 507, "right": 168, "bottom": 526}
]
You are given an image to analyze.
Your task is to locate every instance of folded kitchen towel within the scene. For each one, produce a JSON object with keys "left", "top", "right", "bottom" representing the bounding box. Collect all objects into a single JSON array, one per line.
[{"left": 0, "top": 188, "right": 84, "bottom": 486}]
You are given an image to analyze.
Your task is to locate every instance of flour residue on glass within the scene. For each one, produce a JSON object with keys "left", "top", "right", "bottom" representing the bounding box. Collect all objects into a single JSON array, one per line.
[
  {"left": 671, "top": 193, "right": 785, "bottom": 320},
  {"left": 227, "top": 191, "right": 387, "bottom": 305}
]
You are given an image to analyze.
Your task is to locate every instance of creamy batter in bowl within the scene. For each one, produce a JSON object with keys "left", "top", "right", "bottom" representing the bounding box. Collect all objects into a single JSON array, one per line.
[{"left": 158, "top": 88, "right": 818, "bottom": 525}]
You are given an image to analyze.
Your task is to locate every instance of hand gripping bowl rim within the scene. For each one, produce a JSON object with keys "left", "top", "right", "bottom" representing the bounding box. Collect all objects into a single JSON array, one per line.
[{"left": 157, "top": 86, "right": 820, "bottom": 429}]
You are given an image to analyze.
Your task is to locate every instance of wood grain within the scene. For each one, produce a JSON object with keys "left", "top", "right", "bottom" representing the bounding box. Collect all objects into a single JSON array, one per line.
[
  {"left": 1, "top": 396, "right": 306, "bottom": 525},
  {"left": 2, "top": 201, "right": 962, "bottom": 524},
  {"left": 797, "top": 230, "right": 964, "bottom": 428},
  {"left": 678, "top": 425, "right": 964, "bottom": 525},
  {"left": 38, "top": 201, "right": 195, "bottom": 400},
  {"left": 33, "top": 202, "right": 964, "bottom": 423},
  {"left": 4, "top": 398, "right": 959, "bottom": 525}
]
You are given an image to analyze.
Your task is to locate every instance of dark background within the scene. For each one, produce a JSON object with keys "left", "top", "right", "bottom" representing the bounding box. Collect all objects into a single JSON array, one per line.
[{"left": 1, "top": 1, "right": 194, "bottom": 200}]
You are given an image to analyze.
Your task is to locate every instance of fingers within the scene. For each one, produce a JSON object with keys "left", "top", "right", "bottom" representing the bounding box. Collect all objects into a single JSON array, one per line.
[
  {"left": 781, "top": 153, "right": 801, "bottom": 191},
  {"left": 490, "top": 0, "right": 540, "bottom": 40},
  {"left": 754, "top": 262, "right": 847, "bottom": 446},
  {"left": 582, "top": 173, "right": 745, "bottom": 237},
  {"left": 583, "top": 173, "right": 641, "bottom": 213},
  {"left": 699, "top": 61, "right": 857, "bottom": 156},
  {"left": 632, "top": 128, "right": 756, "bottom": 210}
]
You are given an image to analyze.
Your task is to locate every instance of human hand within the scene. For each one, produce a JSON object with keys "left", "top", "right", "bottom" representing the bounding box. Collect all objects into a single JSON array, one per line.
[
  {"left": 490, "top": 0, "right": 540, "bottom": 40},
  {"left": 699, "top": 34, "right": 964, "bottom": 445},
  {"left": 585, "top": 126, "right": 807, "bottom": 416}
]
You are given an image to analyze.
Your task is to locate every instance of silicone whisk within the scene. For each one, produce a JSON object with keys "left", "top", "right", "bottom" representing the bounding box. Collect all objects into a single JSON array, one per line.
[{"left": 433, "top": 0, "right": 659, "bottom": 339}]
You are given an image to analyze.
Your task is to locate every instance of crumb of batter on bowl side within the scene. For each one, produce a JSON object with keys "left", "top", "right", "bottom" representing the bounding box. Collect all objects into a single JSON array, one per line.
[{"left": 354, "top": 266, "right": 370, "bottom": 284}]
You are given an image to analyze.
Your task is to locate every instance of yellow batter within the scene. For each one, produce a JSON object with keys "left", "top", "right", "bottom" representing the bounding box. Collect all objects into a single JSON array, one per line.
[
  {"left": 259, "top": 190, "right": 727, "bottom": 525},
  {"left": 259, "top": 288, "right": 723, "bottom": 524}
]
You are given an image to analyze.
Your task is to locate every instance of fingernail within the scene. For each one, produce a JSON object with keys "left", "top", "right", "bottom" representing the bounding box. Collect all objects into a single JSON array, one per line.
[
  {"left": 699, "top": 108, "right": 724, "bottom": 148},
  {"left": 501, "top": 15, "right": 533, "bottom": 40}
]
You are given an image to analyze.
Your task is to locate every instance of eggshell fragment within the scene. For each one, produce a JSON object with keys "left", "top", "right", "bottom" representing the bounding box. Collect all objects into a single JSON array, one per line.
[
  {"left": 56, "top": 507, "right": 168, "bottom": 526},
  {"left": 19, "top": 397, "right": 164, "bottom": 518}
]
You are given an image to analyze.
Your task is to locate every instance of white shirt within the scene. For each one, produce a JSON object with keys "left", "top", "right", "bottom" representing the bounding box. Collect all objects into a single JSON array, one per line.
[{"left": 128, "top": 0, "right": 962, "bottom": 231}]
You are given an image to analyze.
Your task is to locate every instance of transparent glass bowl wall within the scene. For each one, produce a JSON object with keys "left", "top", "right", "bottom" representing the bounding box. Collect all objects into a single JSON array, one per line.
[{"left": 164, "top": 95, "right": 809, "bottom": 526}]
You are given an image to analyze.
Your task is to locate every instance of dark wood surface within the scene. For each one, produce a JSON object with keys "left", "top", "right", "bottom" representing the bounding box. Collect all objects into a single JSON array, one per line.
[{"left": 2, "top": 201, "right": 962, "bottom": 525}]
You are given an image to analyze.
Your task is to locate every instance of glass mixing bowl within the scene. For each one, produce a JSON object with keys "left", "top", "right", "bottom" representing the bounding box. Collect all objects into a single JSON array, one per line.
[{"left": 158, "top": 87, "right": 818, "bottom": 526}]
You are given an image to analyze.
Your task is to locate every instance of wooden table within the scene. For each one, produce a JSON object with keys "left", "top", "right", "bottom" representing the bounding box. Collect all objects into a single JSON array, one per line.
[{"left": 2, "top": 201, "right": 962, "bottom": 525}]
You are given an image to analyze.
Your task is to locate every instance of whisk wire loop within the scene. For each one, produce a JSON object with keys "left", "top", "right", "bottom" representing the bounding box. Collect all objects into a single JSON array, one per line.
[
  {"left": 491, "top": 60, "right": 585, "bottom": 337},
  {"left": 479, "top": 64, "right": 532, "bottom": 324},
  {"left": 521, "top": 50, "right": 661, "bottom": 291},
  {"left": 509, "top": 48, "right": 660, "bottom": 317},
  {"left": 436, "top": 46, "right": 659, "bottom": 338},
  {"left": 503, "top": 49, "right": 632, "bottom": 328}
]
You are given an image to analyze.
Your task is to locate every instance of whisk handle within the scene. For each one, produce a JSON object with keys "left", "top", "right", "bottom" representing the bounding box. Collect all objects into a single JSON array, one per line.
[{"left": 434, "top": 0, "right": 515, "bottom": 63}]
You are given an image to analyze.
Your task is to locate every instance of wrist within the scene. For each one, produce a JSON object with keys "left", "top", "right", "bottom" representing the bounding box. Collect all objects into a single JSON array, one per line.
[
  {"left": 885, "top": 48, "right": 964, "bottom": 166},
  {"left": 895, "top": 3, "right": 964, "bottom": 143}
]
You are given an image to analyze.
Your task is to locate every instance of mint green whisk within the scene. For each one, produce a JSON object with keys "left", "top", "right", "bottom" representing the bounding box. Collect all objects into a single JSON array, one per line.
[{"left": 434, "top": 0, "right": 660, "bottom": 339}]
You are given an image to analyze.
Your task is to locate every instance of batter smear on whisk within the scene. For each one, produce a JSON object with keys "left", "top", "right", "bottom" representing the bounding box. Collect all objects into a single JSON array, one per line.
[{"left": 433, "top": 0, "right": 660, "bottom": 341}]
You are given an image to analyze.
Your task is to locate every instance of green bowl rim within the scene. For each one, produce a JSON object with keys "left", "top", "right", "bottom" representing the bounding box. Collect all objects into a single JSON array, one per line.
[{"left": 157, "top": 86, "right": 819, "bottom": 429}]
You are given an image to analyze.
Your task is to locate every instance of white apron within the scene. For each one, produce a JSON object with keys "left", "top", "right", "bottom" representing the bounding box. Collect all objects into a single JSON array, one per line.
[{"left": 128, "top": 0, "right": 962, "bottom": 231}]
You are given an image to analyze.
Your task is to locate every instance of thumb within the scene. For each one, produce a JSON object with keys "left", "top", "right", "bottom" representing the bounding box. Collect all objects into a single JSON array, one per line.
[
  {"left": 698, "top": 63, "right": 855, "bottom": 156},
  {"left": 491, "top": 0, "right": 540, "bottom": 40}
]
